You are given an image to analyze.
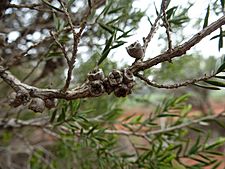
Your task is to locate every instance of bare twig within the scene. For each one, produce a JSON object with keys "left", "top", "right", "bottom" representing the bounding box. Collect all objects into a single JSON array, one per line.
[
  {"left": 50, "top": 31, "right": 69, "bottom": 64},
  {"left": 143, "top": 12, "right": 161, "bottom": 51},
  {"left": 59, "top": 0, "right": 92, "bottom": 92},
  {"left": 161, "top": 0, "right": 172, "bottom": 51},
  {"left": 135, "top": 73, "right": 216, "bottom": 89}
]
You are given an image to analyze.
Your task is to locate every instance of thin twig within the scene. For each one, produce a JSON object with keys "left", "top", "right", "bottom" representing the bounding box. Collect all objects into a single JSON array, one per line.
[
  {"left": 161, "top": 0, "right": 172, "bottom": 51},
  {"left": 22, "top": 58, "right": 43, "bottom": 82},
  {"left": 50, "top": 31, "right": 69, "bottom": 64},
  {"left": 143, "top": 12, "right": 161, "bottom": 52},
  {"left": 58, "top": 0, "right": 92, "bottom": 92},
  {"left": 135, "top": 73, "right": 216, "bottom": 89}
]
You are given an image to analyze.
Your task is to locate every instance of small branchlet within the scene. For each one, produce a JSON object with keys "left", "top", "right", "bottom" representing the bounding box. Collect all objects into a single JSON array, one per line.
[{"left": 28, "top": 98, "right": 45, "bottom": 113}]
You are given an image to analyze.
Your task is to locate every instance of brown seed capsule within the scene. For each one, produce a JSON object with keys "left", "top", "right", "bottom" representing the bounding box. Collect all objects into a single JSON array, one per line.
[
  {"left": 123, "top": 68, "right": 134, "bottom": 84},
  {"left": 87, "top": 68, "right": 104, "bottom": 81},
  {"left": 44, "top": 98, "right": 56, "bottom": 109},
  {"left": 103, "top": 78, "right": 114, "bottom": 94},
  {"left": 114, "top": 84, "right": 131, "bottom": 97},
  {"left": 28, "top": 98, "right": 45, "bottom": 113},
  {"left": 89, "top": 80, "right": 105, "bottom": 96},
  {"left": 9, "top": 89, "right": 30, "bottom": 107},
  {"left": 108, "top": 69, "right": 123, "bottom": 86},
  {"left": 126, "top": 41, "right": 144, "bottom": 59}
]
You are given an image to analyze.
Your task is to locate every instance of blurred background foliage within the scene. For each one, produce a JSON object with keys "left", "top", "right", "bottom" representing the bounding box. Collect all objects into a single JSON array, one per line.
[{"left": 0, "top": 0, "right": 225, "bottom": 169}]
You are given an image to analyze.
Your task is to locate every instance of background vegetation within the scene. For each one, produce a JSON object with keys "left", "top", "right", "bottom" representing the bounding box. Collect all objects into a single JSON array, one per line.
[{"left": 0, "top": 0, "right": 225, "bottom": 168}]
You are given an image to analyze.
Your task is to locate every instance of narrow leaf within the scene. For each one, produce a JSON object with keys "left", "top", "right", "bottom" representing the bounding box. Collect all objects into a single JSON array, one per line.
[
  {"left": 219, "top": 27, "right": 223, "bottom": 51},
  {"left": 57, "top": 111, "right": 66, "bottom": 122},
  {"left": 87, "top": 125, "right": 98, "bottom": 135},
  {"left": 204, "top": 80, "right": 225, "bottom": 87},
  {"left": 103, "top": 1, "right": 113, "bottom": 16},
  {"left": 99, "top": 22, "right": 114, "bottom": 34},
  {"left": 154, "top": 2, "right": 159, "bottom": 16},
  {"left": 108, "top": 7, "right": 124, "bottom": 14},
  {"left": 117, "top": 28, "right": 134, "bottom": 39},
  {"left": 97, "top": 49, "right": 110, "bottom": 65},
  {"left": 68, "top": 0, "right": 76, "bottom": 7},
  {"left": 203, "top": 5, "right": 210, "bottom": 28},
  {"left": 220, "top": 0, "right": 225, "bottom": 10},
  {"left": 171, "top": 159, "right": 186, "bottom": 169},
  {"left": 215, "top": 75, "right": 225, "bottom": 79},
  {"left": 216, "top": 62, "right": 225, "bottom": 73},
  {"left": 110, "top": 41, "right": 126, "bottom": 49},
  {"left": 194, "top": 84, "right": 220, "bottom": 90},
  {"left": 50, "top": 109, "right": 57, "bottom": 123},
  {"left": 166, "top": 6, "right": 177, "bottom": 20},
  {"left": 41, "top": 0, "right": 64, "bottom": 12}
]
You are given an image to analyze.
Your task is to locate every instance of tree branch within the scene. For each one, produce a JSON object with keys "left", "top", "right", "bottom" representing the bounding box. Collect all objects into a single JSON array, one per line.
[
  {"left": 135, "top": 73, "right": 216, "bottom": 89},
  {"left": 131, "top": 15, "right": 225, "bottom": 73}
]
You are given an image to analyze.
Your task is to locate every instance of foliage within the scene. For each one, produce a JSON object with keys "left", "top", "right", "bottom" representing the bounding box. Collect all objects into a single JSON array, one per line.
[{"left": 0, "top": 0, "right": 224, "bottom": 169}]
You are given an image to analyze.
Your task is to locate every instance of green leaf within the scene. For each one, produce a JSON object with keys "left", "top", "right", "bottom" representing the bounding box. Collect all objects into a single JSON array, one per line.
[
  {"left": 210, "top": 31, "right": 225, "bottom": 40},
  {"left": 171, "top": 159, "right": 186, "bottom": 169},
  {"left": 204, "top": 80, "right": 225, "bottom": 87},
  {"left": 103, "top": 1, "right": 113, "bottom": 16},
  {"left": 97, "top": 49, "right": 110, "bottom": 65},
  {"left": 95, "top": 1, "right": 113, "bottom": 22},
  {"left": 154, "top": 2, "right": 160, "bottom": 16},
  {"left": 129, "top": 115, "right": 143, "bottom": 124},
  {"left": 174, "top": 94, "right": 189, "bottom": 104},
  {"left": 194, "top": 84, "right": 220, "bottom": 90},
  {"left": 188, "top": 136, "right": 201, "bottom": 155},
  {"left": 219, "top": 27, "right": 223, "bottom": 51},
  {"left": 107, "top": 16, "right": 123, "bottom": 25},
  {"left": 220, "top": 0, "right": 225, "bottom": 10},
  {"left": 203, "top": 5, "right": 210, "bottom": 28},
  {"left": 41, "top": 0, "right": 64, "bottom": 12},
  {"left": 108, "top": 7, "right": 124, "bottom": 14},
  {"left": 117, "top": 28, "right": 134, "bottom": 39},
  {"left": 53, "top": 13, "right": 65, "bottom": 31},
  {"left": 99, "top": 22, "right": 114, "bottom": 34},
  {"left": 98, "top": 34, "right": 114, "bottom": 65},
  {"left": 157, "top": 113, "right": 179, "bottom": 117},
  {"left": 147, "top": 16, "right": 153, "bottom": 26},
  {"left": 211, "top": 161, "right": 222, "bottom": 169},
  {"left": 50, "top": 109, "right": 57, "bottom": 123},
  {"left": 205, "top": 137, "right": 225, "bottom": 150},
  {"left": 215, "top": 75, "right": 225, "bottom": 79},
  {"left": 110, "top": 41, "right": 126, "bottom": 49},
  {"left": 87, "top": 125, "right": 98, "bottom": 135},
  {"left": 68, "top": 0, "right": 76, "bottom": 7},
  {"left": 57, "top": 110, "right": 66, "bottom": 122},
  {"left": 166, "top": 6, "right": 178, "bottom": 20},
  {"left": 216, "top": 62, "right": 225, "bottom": 73}
]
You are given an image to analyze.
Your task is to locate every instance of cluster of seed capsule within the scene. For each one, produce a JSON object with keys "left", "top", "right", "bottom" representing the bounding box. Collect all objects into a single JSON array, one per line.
[
  {"left": 87, "top": 68, "right": 135, "bottom": 97},
  {"left": 9, "top": 89, "right": 56, "bottom": 113}
]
